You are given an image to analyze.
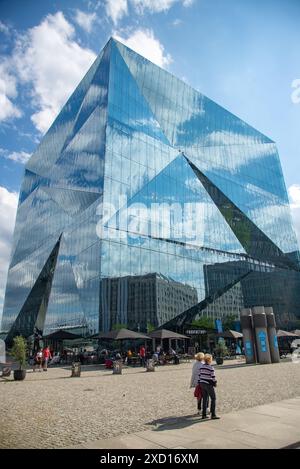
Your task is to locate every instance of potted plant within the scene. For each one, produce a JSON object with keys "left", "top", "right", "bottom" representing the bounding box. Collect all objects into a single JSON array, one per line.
[
  {"left": 11, "top": 336, "right": 27, "bottom": 381},
  {"left": 215, "top": 340, "right": 228, "bottom": 365}
]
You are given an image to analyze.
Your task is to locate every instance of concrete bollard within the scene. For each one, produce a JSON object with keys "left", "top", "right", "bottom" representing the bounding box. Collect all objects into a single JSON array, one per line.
[
  {"left": 71, "top": 361, "right": 81, "bottom": 377},
  {"left": 240, "top": 308, "right": 256, "bottom": 364},
  {"left": 113, "top": 360, "right": 122, "bottom": 374},
  {"left": 252, "top": 306, "right": 272, "bottom": 364},
  {"left": 146, "top": 359, "right": 155, "bottom": 372},
  {"left": 265, "top": 307, "right": 280, "bottom": 363}
]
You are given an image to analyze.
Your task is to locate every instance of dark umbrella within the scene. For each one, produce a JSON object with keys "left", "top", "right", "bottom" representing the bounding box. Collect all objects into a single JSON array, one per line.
[
  {"left": 276, "top": 330, "right": 299, "bottom": 338},
  {"left": 149, "top": 329, "right": 189, "bottom": 354},
  {"left": 93, "top": 328, "right": 150, "bottom": 340},
  {"left": 43, "top": 330, "right": 82, "bottom": 340},
  {"left": 149, "top": 329, "right": 189, "bottom": 340},
  {"left": 217, "top": 330, "right": 243, "bottom": 339}
]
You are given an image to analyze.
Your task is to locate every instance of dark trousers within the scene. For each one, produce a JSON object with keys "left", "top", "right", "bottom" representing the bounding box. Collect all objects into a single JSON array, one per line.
[
  {"left": 197, "top": 396, "right": 209, "bottom": 411},
  {"left": 200, "top": 383, "right": 216, "bottom": 417},
  {"left": 140, "top": 357, "right": 146, "bottom": 367}
]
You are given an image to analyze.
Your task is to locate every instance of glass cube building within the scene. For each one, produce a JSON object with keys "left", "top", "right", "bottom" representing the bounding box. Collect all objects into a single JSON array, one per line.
[{"left": 2, "top": 37, "right": 300, "bottom": 340}]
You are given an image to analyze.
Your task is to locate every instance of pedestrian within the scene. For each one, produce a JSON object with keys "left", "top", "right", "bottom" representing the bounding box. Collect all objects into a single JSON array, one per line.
[
  {"left": 139, "top": 345, "right": 146, "bottom": 367},
  {"left": 199, "top": 353, "right": 220, "bottom": 420},
  {"left": 33, "top": 348, "right": 43, "bottom": 372},
  {"left": 169, "top": 347, "right": 179, "bottom": 364},
  {"left": 190, "top": 352, "right": 208, "bottom": 414},
  {"left": 42, "top": 346, "right": 52, "bottom": 371},
  {"left": 127, "top": 349, "right": 132, "bottom": 366}
]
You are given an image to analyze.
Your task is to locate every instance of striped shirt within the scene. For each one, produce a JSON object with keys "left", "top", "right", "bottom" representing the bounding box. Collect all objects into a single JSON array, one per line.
[{"left": 198, "top": 364, "right": 216, "bottom": 385}]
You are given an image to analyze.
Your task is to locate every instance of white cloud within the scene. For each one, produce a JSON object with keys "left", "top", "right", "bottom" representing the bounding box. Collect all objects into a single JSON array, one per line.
[
  {"left": 289, "top": 184, "right": 300, "bottom": 209},
  {"left": 7, "top": 151, "right": 31, "bottom": 164},
  {"left": 105, "top": 0, "right": 194, "bottom": 24},
  {"left": 0, "top": 186, "right": 18, "bottom": 325},
  {"left": 114, "top": 28, "right": 172, "bottom": 68},
  {"left": 172, "top": 19, "right": 183, "bottom": 26},
  {"left": 0, "top": 20, "right": 10, "bottom": 36},
  {"left": 0, "top": 60, "right": 22, "bottom": 122},
  {"left": 74, "top": 9, "right": 97, "bottom": 33},
  {"left": 13, "top": 12, "right": 97, "bottom": 133},
  {"left": 131, "top": 0, "right": 177, "bottom": 14},
  {"left": 131, "top": 0, "right": 195, "bottom": 14},
  {"left": 288, "top": 185, "right": 300, "bottom": 245},
  {"left": 105, "top": 0, "right": 128, "bottom": 25},
  {"left": 183, "top": 0, "right": 195, "bottom": 6}
]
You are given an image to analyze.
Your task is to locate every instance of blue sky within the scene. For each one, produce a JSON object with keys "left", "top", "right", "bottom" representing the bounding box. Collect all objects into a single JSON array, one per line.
[{"left": 0, "top": 0, "right": 300, "bottom": 319}]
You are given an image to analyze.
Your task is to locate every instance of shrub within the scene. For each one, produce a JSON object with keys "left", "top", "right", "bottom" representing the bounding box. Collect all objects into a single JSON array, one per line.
[{"left": 11, "top": 336, "right": 27, "bottom": 370}]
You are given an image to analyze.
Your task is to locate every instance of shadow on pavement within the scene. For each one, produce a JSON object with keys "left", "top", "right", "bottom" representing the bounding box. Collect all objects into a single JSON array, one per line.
[{"left": 147, "top": 413, "right": 206, "bottom": 432}]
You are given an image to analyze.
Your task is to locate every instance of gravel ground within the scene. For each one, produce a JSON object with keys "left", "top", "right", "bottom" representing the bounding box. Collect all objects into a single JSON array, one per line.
[{"left": 1, "top": 360, "right": 300, "bottom": 448}]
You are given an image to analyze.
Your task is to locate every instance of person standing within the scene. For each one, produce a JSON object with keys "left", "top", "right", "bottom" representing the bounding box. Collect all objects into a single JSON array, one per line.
[
  {"left": 199, "top": 354, "right": 220, "bottom": 420},
  {"left": 190, "top": 352, "right": 206, "bottom": 414},
  {"left": 42, "top": 346, "right": 52, "bottom": 371},
  {"left": 127, "top": 349, "right": 133, "bottom": 366},
  {"left": 139, "top": 345, "right": 146, "bottom": 367},
  {"left": 33, "top": 348, "right": 43, "bottom": 372}
]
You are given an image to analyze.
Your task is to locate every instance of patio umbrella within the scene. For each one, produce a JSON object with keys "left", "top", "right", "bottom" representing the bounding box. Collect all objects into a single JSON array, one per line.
[
  {"left": 217, "top": 330, "right": 243, "bottom": 339},
  {"left": 93, "top": 328, "right": 150, "bottom": 341},
  {"left": 276, "top": 330, "right": 299, "bottom": 338},
  {"left": 149, "top": 329, "right": 189, "bottom": 353},
  {"left": 149, "top": 329, "right": 189, "bottom": 340},
  {"left": 43, "top": 330, "right": 82, "bottom": 340}
]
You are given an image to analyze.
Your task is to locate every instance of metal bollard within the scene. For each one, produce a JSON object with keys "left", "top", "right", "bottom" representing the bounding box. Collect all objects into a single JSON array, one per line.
[{"left": 71, "top": 361, "right": 81, "bottom": 377}]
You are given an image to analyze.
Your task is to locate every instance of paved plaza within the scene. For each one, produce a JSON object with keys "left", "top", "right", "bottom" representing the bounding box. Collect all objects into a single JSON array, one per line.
[{"left": 1, "top": 361, "right": 300, "bottom": 449}]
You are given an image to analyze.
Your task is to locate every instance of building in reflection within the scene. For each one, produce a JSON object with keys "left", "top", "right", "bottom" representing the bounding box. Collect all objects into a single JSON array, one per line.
[
  {"left": 199, "top": 260, "right": 300, "bottom": 327},
  {"left": 2, "top": 37, "right": 300, "bottom": 341},
  {"left": 100, "top": 273, "right": 198, "bottom": 332}
]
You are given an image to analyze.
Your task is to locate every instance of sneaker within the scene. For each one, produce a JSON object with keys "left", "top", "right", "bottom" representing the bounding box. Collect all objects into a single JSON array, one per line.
[
  {"left": 202, "top": 415, "right": 209, "bottom": 420},
  {"left": 211, "top": 415, "right": 220, "bottom": 420}
]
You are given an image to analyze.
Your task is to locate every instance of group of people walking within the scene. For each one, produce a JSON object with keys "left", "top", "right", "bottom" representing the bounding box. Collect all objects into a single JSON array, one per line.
[{"left": 190, "top": 352, "right": 220, "bottom": 420}]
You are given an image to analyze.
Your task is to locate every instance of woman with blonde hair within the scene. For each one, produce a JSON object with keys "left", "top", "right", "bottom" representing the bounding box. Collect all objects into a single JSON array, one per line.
[
  {"left": 199, "top": 353, "right": 220, "bottom": 420},
  {"left": 190, "top": 352, "right": 206, "bottom": 414}
]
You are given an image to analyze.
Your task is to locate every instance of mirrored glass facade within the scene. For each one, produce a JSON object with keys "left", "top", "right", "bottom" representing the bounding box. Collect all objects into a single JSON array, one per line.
[{"left": 2, "top": 38, "right": 300, "bottom": 339}]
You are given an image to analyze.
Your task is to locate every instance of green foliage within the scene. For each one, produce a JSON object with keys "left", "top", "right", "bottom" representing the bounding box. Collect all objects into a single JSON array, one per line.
[
  {"left": 112, "top": 323, "right": 127, "bottom": 331},
  {"left": 11, "top": 336, "right": 27, "bottom": 370},
  {"left": 147, "top": 323, "right": 155, "bottom": 333},
  {"left": 215, "top": 340, "right": 229, "bottom": 358},
  {"left": 191, "top": 317, "right": 215, "bottom": 330},
  {"left": 222, "top": 314, "right": 238, "bottom": 331}
]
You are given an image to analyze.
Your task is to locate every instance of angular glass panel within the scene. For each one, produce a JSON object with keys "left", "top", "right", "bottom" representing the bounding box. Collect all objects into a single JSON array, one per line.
[
  {"left": 26, "top": 48, "right": 106, "bottom": 177},
  {"left": 2, "top": 38, "right": 300, "bottom": 340},
  {"left": 109, "top": 40, "right": 170, "bottom": 145}
]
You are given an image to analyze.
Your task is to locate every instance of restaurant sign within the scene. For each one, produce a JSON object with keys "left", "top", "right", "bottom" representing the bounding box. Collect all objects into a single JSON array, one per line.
[{"left": 185, "top": 329, "right": 207, "bottom": 335}]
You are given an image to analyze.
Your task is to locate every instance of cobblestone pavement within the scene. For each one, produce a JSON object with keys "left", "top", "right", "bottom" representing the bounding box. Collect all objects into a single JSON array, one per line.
[{"left": 1, "top": 361, "right": 300, "bottom": 448}]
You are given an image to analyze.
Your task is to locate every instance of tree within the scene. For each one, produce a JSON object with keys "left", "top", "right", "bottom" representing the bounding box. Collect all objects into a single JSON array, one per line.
[
  {"left": 222, "top": 314, "right": 238, "bottom": 331},
  {"left": 191, "top": 317, "right": 215, "bottom": 330},
  {"left": 112, "top": 323, "right": 127, "bottom": 331},
  {"left": 147, "top": 322, "right": 155, "bottom": 333},
  {"left": 215, "top": 339, "right": 229, "bottom": 358}
]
